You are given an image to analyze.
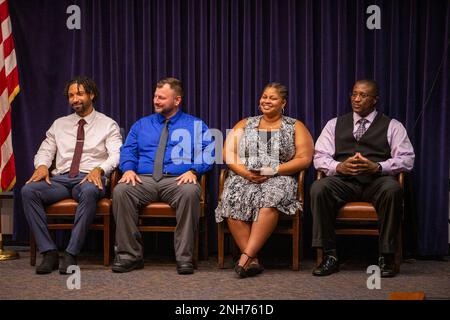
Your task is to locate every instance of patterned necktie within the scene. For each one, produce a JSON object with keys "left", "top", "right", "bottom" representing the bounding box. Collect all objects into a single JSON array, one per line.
[
  {"left": 69, "top": 118, "right": 87, "bottom": 178},
  {"left": 153, "top": 120, "right": 169, "bottom": 182},
  {"left": 355, "top": 118, "right": 368, "bottom": 141}
]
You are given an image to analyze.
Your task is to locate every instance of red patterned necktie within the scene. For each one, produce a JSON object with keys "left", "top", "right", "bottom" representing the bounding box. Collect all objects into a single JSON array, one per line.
[{"left": 68, "top": 118, "right": 87, "bottom": 178}]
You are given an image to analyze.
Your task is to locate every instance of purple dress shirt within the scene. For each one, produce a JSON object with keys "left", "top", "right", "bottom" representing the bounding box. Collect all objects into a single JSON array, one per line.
[{"left": 314, "top": 110, "right": 415, "bottom": 176}]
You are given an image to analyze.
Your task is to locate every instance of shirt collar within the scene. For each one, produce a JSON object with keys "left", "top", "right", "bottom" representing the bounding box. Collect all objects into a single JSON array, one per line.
[
  {"left": 156, "top": 107, "right": 183, "bottom": 124},
  {"left": 353, "top": 109, "right": 377, "bottom": 125},
  {"left": 73, "top": 108, "right": 96, "bottom": 126}
]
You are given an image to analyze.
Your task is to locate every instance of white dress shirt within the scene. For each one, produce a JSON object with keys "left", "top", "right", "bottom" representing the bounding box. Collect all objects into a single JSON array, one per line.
[
  {"left": 34, "top": 109, "right": 122, "bottom": 176},
  {"left": 314, "top": 110, "right": 415, "bottom": 176}
]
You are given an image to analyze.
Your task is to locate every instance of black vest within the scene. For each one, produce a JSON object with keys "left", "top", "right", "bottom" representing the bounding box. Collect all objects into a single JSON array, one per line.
[{"left": 335, "top": 112, "right": 391, "bottom": 183}]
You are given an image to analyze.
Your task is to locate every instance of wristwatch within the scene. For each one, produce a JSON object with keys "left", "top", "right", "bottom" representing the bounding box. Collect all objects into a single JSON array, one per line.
[{"left": 377, "top": 163, "right": 382, "bottom": 174}]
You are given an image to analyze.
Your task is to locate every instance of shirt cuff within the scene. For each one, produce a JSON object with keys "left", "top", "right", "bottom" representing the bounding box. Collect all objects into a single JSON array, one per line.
[
  {"left": 378, "top": 161, "right": 389, "bottom": 175},
  {"left": 35, "top": 163, "right": 50, "bottom": 170},
  {"left": 120, "top": 164, "right": 136, "bottom": 173},
  {"left": 327, "top": 160, "right": 341, "bottom": 176}
]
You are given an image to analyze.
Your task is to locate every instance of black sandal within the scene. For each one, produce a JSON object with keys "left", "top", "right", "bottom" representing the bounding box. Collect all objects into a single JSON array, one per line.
[
  {"left": 234, "top": 253, "right": 253, "bottom": 278},
  {"left": 247, "top": 259, "right": 264, "bottom": 277}
]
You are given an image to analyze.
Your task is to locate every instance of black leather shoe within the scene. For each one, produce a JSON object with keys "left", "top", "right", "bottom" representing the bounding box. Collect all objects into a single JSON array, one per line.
[
  {"left": 176, "top": 261, "right": 194, "bottom": 275},
  {"left": 379, "top": 255, "right": 397, "bottom": 278},
  {"left": 312, "top": 255, "right": 339, "bottom": 276},
  {"left": 36, "top": 250, "right": 59, "bottom": 274},
  {"left": 112, "top": 256, "right": 144, "bottom": 273},
  {"left": 59, "top": 252, "right": 78, "bottom": 275}
]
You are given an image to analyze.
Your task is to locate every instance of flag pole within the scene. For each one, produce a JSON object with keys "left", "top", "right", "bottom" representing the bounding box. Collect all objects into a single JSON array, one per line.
[{"left": 0, "top": 206, "right": 19, "bottom": 261}]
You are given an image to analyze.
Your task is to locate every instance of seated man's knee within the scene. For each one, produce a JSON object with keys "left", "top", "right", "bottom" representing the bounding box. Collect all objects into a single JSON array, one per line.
[
  {"left": 21, "top": 184, "right": 37, "bottom": 200},
  {"left": 112, "top": 183, "right": 134, "bottom": 200},
  {"left": 381, "top": 180, "right": 403, "bottom": 198},
  {"left": 178, "top": 183, "right": 201, "bottom": 201},
  {"left": 77, "top": 182, "right": 101, "bottom": 200}
]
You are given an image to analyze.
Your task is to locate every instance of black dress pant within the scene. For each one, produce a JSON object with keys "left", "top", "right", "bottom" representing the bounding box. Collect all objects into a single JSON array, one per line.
[{"left": 310, "top": 175, "right": 403, "bottom": 254}]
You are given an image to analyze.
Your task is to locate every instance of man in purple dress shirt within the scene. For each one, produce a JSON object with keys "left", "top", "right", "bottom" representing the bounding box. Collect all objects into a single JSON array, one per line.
[{"left": 310, "top": 79, "right": 414, "bottom": 277}]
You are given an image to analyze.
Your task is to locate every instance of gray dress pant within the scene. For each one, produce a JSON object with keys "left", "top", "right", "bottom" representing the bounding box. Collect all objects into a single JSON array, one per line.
[{"left": 112, "top": 175, "right": 201, "bottom": 262}]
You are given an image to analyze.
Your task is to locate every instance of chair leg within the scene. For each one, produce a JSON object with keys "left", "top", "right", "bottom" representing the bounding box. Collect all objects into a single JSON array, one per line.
[
  {"left": 217, "top": 222, "right": 224, "bottom": 268},
  {"left": 202, "top": 215, "right": 209, "bottom": 260},
  {"left": 103, "top": 215, "right": 110, "bottom": 266},
  {"left": 193, "top": 228, "right": 199, "bottom": 269},
  {"left": 299, "top": 215, "right": 303, "bottom": 261},
  {"left": 394, "top": 225, "right": 402, "bottom": 273},
  {"left": 316, "top": 248, "right": 324, "bottom": 266},
  {"left": 292, "top": 217, "right": 300, "bottom": 271},
  {"left": 110, "top": 215, "right": 116, "bottom": 262},
  {"left": 30, "top": 233, "right": 36, "bottom": 266}
]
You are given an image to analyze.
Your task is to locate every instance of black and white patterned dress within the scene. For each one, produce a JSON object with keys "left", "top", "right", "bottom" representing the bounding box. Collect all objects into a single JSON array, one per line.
[{"left": 215, "top": 115, "right": 302, "bottom": 222}]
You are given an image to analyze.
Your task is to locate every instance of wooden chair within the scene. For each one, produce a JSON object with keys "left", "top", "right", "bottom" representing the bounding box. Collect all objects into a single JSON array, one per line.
[
  {"left": 136, "top": 174, "right": 208, "bottom": 269},
  {"left": 315, "top": 171, "right": 405, "bottom": 272},
  {"left": 30, "top": 169, "right": 120, "bottom": 267},
  {"left": 217, "top": 169, "right": 305, "bottom": 271}
]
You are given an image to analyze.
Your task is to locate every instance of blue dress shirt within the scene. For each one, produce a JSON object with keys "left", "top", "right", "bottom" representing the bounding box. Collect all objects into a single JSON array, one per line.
[{"left": 120, "top": 108, "right": 214, "bottom": 175}]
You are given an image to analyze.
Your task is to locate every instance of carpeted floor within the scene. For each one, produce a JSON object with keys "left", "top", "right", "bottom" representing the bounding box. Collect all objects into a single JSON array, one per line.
[{"left": 0, "top": 246, "right": 449, "bottom": 300}]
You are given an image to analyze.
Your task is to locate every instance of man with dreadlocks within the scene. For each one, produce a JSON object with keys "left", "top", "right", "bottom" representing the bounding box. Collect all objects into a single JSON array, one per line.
[{"left": 22, "top": 76, "right": 122, "bottom": 275}]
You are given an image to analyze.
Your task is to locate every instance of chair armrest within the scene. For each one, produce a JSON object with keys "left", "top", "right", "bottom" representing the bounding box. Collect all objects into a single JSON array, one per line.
[
  {"left": 109, "top": 168, "right": 121, "bottom": 195},
  {"left": 200, "top": 174, "right": 207, "bottom": 203},
  {"left": 398, "top": 172, "right": 405, "bottom": 189},
  {"left": 316, "top": 170, "right": 325, "bottom": 180},
  {"left": 297, "top": 170, "right": 305, "bottom": 203}
]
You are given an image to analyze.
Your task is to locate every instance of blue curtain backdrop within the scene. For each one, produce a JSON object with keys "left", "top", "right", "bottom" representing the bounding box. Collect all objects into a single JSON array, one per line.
[{"left": 8, "top": 0, "right": 449, "bottom": 256}]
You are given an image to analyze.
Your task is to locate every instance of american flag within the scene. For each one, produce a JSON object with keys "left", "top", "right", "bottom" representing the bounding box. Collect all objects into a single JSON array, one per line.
[{"left": 0, "top": 0, "right": 19, "bottom": 192}]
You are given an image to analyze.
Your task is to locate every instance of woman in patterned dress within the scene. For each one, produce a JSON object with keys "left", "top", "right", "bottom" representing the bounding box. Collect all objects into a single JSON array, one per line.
[{"left": 215, "top": 83, "right": 314, "bottom": 277}]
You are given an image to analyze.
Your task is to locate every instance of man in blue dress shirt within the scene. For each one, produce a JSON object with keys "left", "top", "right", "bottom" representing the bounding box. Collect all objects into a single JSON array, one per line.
[{"left": 112, "top": 77, "right": 213, "bottom": 274}]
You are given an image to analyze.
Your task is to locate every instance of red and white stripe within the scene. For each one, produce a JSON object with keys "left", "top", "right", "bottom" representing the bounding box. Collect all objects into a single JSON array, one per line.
[{"left": 0, "top": 0, "right": 19, "bottom": 192}]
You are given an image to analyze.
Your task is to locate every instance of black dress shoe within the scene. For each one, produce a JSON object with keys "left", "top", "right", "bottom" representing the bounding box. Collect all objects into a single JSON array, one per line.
[
  {"left": 36, "top": 250, "right": 59, "bottom": 274},
  {"left": 378, "top": 255, "right": 397, "bottom": 278},
  {"left": 59, "top": 252, "right": 78, "bottom": 275},
  {"left": 312, "top": 255, "right": 339, "bottom": 276},
  {"left": 112, "top": 256, "right": 144, "bottom": 273},
  {"left": 176, "top": 261, "right": 194, "bottom": 275}
]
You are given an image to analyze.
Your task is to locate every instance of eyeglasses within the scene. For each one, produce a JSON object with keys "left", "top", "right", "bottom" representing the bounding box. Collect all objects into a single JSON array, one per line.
[{"left": 349, "top": 92, "right": 377, "bottom": 99}]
